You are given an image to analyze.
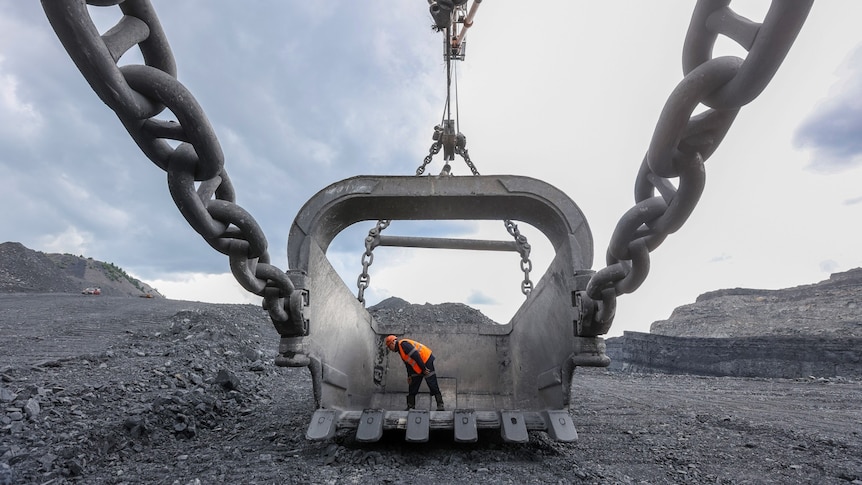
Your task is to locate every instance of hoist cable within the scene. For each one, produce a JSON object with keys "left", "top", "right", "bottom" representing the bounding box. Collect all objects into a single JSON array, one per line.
[
  {"left": 454, "top": 60, "right": 460, "bottom": 133},
  {"left": 445, "top": 26, "right": 453, "bottom": 123}
]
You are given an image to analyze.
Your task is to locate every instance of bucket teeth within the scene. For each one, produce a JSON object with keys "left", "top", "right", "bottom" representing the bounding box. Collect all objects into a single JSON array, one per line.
[
  {"left": 305, "top": 409, "right": 578, "bottom": 444},
  {"left": 405, "top": 410, "right": 430, "bottom": 442},
  {"left": 306, "top": 409, "right": 337, "bottom": 441},
  {"left": 355, "top": 409, "right": 384, "bottom": 443}
]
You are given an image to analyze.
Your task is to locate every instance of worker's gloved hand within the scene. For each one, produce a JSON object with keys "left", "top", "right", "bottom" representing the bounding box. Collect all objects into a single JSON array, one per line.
[
  {"left": 423, "top": 368, "right": 431, "bottom": 376},
  {"left": 407, "top": 377, "right": 412, "bottom": 385}
]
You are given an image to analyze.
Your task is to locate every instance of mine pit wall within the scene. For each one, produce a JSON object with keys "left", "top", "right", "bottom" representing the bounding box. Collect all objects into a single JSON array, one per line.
[{"left": 605, "top": 331, "right": 862, "bottom": 378}]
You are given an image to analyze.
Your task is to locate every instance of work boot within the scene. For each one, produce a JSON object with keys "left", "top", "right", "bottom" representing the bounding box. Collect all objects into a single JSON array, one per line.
[
  {"left": 434, "top": 393, "right": 445, "bottom": 411},
  {"left": 405, "top": 395, "right": 416, "bottom": 411}
]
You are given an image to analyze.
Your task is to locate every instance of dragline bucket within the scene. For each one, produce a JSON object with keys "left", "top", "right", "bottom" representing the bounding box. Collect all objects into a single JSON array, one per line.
[{"left": 277, "top": 175, "right": 608, "bottom": 443}]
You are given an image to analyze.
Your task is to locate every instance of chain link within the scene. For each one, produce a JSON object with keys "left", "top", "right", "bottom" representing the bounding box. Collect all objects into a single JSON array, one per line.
[
  {"left": 42, "top": 0, "right": 302, "bottom": 334},
  {"left": 357, "top": 219, "right": 390, "bottom": 305},
  {"left": 416, "top": 138, "right": 442, "bottom": 175},
  {"left": 466, "top": 148, "right": 533, "bottom": 294},
  {"left": 579, "top": 0, "right": 813, "bottom": 336},
  {"left": 368, "top": 123, "right": 534, "bottom": 298},
  {"left": 505, "top": 220, "right": 533, "bottom": 295}
]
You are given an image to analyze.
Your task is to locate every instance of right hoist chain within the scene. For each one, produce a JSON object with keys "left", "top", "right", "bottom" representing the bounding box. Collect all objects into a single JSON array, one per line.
[
  {"left": 456, "top": 140, "right": 534, "bottom": 295},
  {"left": 576, "top": 1, "right": 813, "bottom": 337},
  {"left": 41, "top": 0, "right": 307, "bottom": 337}
]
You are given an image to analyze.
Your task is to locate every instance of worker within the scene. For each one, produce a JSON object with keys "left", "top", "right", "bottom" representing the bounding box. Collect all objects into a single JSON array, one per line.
[{"left": 385, "top": 335, "right": 444, "bottom": 411}]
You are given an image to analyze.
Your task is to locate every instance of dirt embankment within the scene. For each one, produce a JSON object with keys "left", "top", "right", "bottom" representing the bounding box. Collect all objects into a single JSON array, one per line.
[
  {"left": 605, "top": 268, "right": 862, "bottom": 378},
  {"left": 0, "top": 242, "right": 160, "bottom": 298}
]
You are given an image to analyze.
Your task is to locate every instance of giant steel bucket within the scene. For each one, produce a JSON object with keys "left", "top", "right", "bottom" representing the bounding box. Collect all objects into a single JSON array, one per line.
[{"left": 278, "top": 175, "right": 609, "bottom": 442}]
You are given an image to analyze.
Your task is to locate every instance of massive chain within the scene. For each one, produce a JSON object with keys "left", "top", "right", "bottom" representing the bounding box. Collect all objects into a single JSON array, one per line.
[
  {"left": 42, "top": 0, "right": 302, "bottom": 335},
  {"left": 578, "top": 1, "right": 812, "bottom": 336}
]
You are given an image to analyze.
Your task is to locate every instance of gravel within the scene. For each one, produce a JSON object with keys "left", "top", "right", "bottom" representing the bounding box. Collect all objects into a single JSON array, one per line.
[{"left": 1, "top": 294, "right": 861, "bottom": 484}]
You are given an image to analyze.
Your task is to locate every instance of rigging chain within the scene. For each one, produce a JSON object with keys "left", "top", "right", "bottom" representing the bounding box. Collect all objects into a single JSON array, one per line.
[
  {"left": 357, "top": 219, "right": 390, "bottom": 305},
  {"left": 40, "top": 0, "right": 306, "bottom": 337},
  {"left": 576, "top": 0, "right": 813, "bottom": 336},
  {"left": 360, "top": 0, "right": 532, "bottom": 301},
  {"left": 455, "top": 143, "right": 535, "bottom": 295}
]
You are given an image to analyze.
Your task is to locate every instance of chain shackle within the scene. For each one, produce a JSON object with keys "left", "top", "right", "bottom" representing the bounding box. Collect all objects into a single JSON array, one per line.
[
  {"left": 583, "top": 1, "right": 812, "bottom": 334},
  {"left": 42, "top": 0, "right": 302, "bottom": 334}
]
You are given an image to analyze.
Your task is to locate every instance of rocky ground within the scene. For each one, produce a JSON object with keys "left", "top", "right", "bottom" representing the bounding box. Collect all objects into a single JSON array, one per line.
[{"left": 1, "top": 293, "right": 861, "bottom": 484}]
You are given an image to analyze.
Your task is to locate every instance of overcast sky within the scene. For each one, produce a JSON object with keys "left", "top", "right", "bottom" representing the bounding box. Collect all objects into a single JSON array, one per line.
[{"left": 2, "top": 2, "right": 861, "bottom": 337}]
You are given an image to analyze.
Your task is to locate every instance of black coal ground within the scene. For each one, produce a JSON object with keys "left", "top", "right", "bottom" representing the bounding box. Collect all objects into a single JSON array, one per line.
[{"left": 1, "top": 294, "right": 860, "bottom": 484}]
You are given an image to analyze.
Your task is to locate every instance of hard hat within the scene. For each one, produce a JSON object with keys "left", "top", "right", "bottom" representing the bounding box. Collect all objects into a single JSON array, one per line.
[{"left": 385, "top": 335, "right": 397, "bottom": 348}]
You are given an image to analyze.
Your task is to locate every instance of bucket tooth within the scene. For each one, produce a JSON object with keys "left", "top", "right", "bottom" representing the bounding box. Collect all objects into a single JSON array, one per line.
[
  {"left": 405, "top": 410, "right": 430, "bottom": 442},
  {"left": 355, "top": 409, "right": 384, "bottom": 442},
  {"left": 306, "top": 409, "right": 337, "bottom": 440},
  {"left": 453, "top": 409, "right": 478, "bottom": 443},
  {"left": 545, "top": 410, "right": 578, "bottom": 442},
  {"left": 500, "top": 411, "right": 528, "bottom": 443}
]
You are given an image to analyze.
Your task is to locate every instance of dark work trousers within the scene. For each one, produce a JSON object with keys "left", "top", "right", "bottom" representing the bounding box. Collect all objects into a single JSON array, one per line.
[{"left": 407, "top": 358, "right": 441, "bottom": 397}]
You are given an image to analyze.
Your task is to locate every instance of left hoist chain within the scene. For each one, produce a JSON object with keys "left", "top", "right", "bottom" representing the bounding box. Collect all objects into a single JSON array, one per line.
[
  {"left": 357, "top": 219, "right": 390, "bottom": 305},
  {"left": 41, "top": 0, "right": 307, "bottom": 336},
  {"left": 415, "top": 125, "right": 443, "bottom": 176}
]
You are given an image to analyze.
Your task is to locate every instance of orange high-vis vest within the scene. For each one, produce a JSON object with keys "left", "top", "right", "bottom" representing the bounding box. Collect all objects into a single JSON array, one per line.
[{"left": 397, "top": 339, "right": 432, "bottom": 374}]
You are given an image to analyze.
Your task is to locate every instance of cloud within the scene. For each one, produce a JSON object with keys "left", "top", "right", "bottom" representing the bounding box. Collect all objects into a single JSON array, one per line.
[
  {"left": 0, "top": 57, "right": 44, "bottom": 140},
  {"left": 708, "top": 253, "right": 732, "bottom": 264},
  {"left": 466, "top": 290, "right": 497, "bottom": 306},
  {"left": 37, "top": 226, "right": 94, "bottom": 256},
  {"left": 144, "top": 272, "right": 261, "bottom": 304},
  {"left": 794, "top": 43, "right": 862, "bottom": 173},
  {"left": 0, "top": 1, "right": 444, "bottom": 281},
  {"left": 819, "top": 259, "right": 840, "bottom": 274}
]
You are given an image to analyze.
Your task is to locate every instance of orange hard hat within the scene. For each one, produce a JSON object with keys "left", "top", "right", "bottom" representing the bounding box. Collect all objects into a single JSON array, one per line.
[{"left": 385, "top": 335, "right": 397, "bottom": 348}]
